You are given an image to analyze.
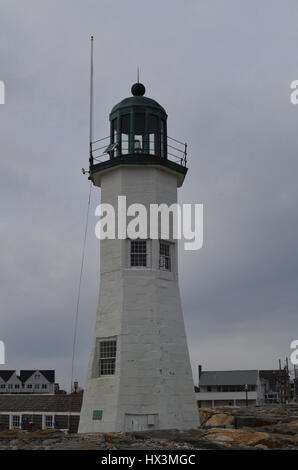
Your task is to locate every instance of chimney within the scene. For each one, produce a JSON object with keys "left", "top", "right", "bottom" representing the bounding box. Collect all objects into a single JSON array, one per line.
[{"left": 198, "top": 364, "right": 202, "bottom": 380}]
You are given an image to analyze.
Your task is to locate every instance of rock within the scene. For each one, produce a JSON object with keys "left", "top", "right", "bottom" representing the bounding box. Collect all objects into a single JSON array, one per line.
[
  {"left": 213, "top": 435, "right": 234, "bottom": 442},
  {"left": 205, "top": 413, "right": 234, "bottom": 427},
  {"left": 254, "top": 444, "right": 268, "bottom": 450},
  {"left": 199, "top": 408, "right": 216, "bottom": 426}
]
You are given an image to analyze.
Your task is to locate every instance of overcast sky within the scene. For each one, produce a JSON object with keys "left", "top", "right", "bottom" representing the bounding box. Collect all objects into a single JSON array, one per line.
[{"left": 0, "top": 0, "right": 298, "bottom": 390}]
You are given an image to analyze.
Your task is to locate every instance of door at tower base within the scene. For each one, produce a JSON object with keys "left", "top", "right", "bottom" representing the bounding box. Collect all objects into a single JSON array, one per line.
[{"left": 125, "top": 414, "right": 158, "bottom": 432}]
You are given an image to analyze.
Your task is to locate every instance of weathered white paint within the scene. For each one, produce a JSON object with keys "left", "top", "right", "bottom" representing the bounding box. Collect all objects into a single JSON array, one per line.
[{"left": 79, "top": 165, "right": 199, "bottom": 433}]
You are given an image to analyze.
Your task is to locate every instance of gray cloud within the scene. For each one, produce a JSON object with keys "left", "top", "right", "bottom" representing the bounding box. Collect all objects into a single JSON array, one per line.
[{"left": 0, "top": 0, "right": 298, "bottom": 389}]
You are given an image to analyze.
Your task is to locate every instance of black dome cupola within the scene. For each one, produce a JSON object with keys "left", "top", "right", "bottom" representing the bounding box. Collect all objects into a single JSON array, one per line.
[{"left": 109, "top": 83, "right": 168, "bottom": 158}]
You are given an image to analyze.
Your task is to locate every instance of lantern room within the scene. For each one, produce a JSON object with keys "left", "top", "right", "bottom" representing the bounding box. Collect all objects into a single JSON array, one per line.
[
  {"left": 88, "top": 82, "right": 188, "bottom": 188},
  {"left": 109, "top": 82, "right": 168, "bottom": 158}
]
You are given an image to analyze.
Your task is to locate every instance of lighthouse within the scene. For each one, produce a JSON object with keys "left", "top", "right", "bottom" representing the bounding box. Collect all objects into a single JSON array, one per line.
[{"left": 78, "top": 82, "right": 199, "bottom": 433}]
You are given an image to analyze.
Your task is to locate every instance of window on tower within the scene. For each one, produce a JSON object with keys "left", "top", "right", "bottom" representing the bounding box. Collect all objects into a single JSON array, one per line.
[
  {"left": 148, "top": 114, "right": 158, "bottom": 155},
  {"left": 160, "top": 119, "right": 166, "bottom": 157},
  {"left": 159, "top": 242, "right": 171, "bottom": 271},
  {"left": 130, "top": 240, "right": 147, "bottom": 267},
  {"left": 134, "top": 113, "right": 145, "bottom": 153},
  {"left": 111, "top": 118, "right": 118, "bottom": 157},
  {"left": 97, "top": 339, "right": 117, "bottom": 376},
  {"left": 121, "top": 114, "right": 130, "bottom": 155}
]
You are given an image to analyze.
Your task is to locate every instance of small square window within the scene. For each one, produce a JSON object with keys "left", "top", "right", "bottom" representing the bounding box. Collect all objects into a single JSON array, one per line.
[{"left": 93, "top": 410, "right": 103, "bottom": 421}]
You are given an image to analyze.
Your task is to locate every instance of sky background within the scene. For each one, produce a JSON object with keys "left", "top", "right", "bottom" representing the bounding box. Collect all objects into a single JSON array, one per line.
[{"left": 0, "top": 0, "right": 298, "bottom": 391}]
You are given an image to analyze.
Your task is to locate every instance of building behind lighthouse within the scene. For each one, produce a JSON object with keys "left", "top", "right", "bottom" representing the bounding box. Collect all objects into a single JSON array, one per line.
[{"left": 78, "top": 82, "right": 199, "bottom": 433}]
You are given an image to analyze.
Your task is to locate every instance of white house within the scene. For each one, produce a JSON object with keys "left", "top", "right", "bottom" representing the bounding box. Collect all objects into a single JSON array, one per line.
[
  {"left": 196, "top": 369, "right": 264, "bottom": 408},
  {"left": 20, "top": 370, "right": 55, "bottom": 394},
  {"left": 0, "top": 370, "right": 55, "bottom": 394},
  {"left": 0, "top": 371, "right": 23, "bottom": 394}
]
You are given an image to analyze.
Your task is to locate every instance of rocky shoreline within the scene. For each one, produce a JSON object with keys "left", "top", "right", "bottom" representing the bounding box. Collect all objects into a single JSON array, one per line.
[{"left": 1, "top": 405, "right": 298, "bottom": 450}]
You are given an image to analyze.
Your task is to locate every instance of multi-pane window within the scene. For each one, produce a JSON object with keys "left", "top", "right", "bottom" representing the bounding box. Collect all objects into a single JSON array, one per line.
[
  {"left": 134, "top": 113, "right": 145, "bottom": 153},
  {"left": 35, "top": 384, "right": 40, "bottom": 389},
  {"left": 148, "top": 115, "right": 158, "bottom": 155},
  {"left": 121, "top": 114, "right": 130, "bottom": 155},
  {"left": 97, "top": 340, "right": 117, "bottom": 376},
  {"left": 45, "top": 415, "right": 53, "bottom": 428},
  {"left": 130, "top": 240, "right": 147, "bottom": 267},
  {"left": 111, "top": 118, "right": 118, "bottom": 157},
  {"left": 159, "top": 242, "right": 171, "bottom": 271},
  {"left": 42, "top": 384, "right": 47, "bottom": 389},
  {"left": 27, "top": 384, "right": 32, "bottom": 389},
  {"left": 15, "top": 384, "right": 20, "bottom": 389},
  {"left": 12, "top": 415, "right": 20, "bottom": 428}
]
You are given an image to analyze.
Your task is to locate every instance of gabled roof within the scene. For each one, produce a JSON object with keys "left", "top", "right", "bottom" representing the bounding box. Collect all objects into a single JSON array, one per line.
[
  {"left": 0, "top": 371, "right": 15, "bottom": 382},
  {"left": 199, "top": 370, "right": 259, "bottom": 386},
  {"left": 19, "top": 370, "right": 55, "bottom": 383}
]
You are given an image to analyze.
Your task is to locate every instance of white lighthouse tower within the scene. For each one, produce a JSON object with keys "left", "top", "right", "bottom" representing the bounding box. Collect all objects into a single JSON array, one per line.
[{"left": 78, "top": 82, "right": 199, "bottom": 433}]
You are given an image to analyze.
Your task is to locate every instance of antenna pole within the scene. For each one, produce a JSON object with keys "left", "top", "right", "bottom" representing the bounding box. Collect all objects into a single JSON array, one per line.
[{"left": 89, "top": 36, "right": 94, "bottom": 167}]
